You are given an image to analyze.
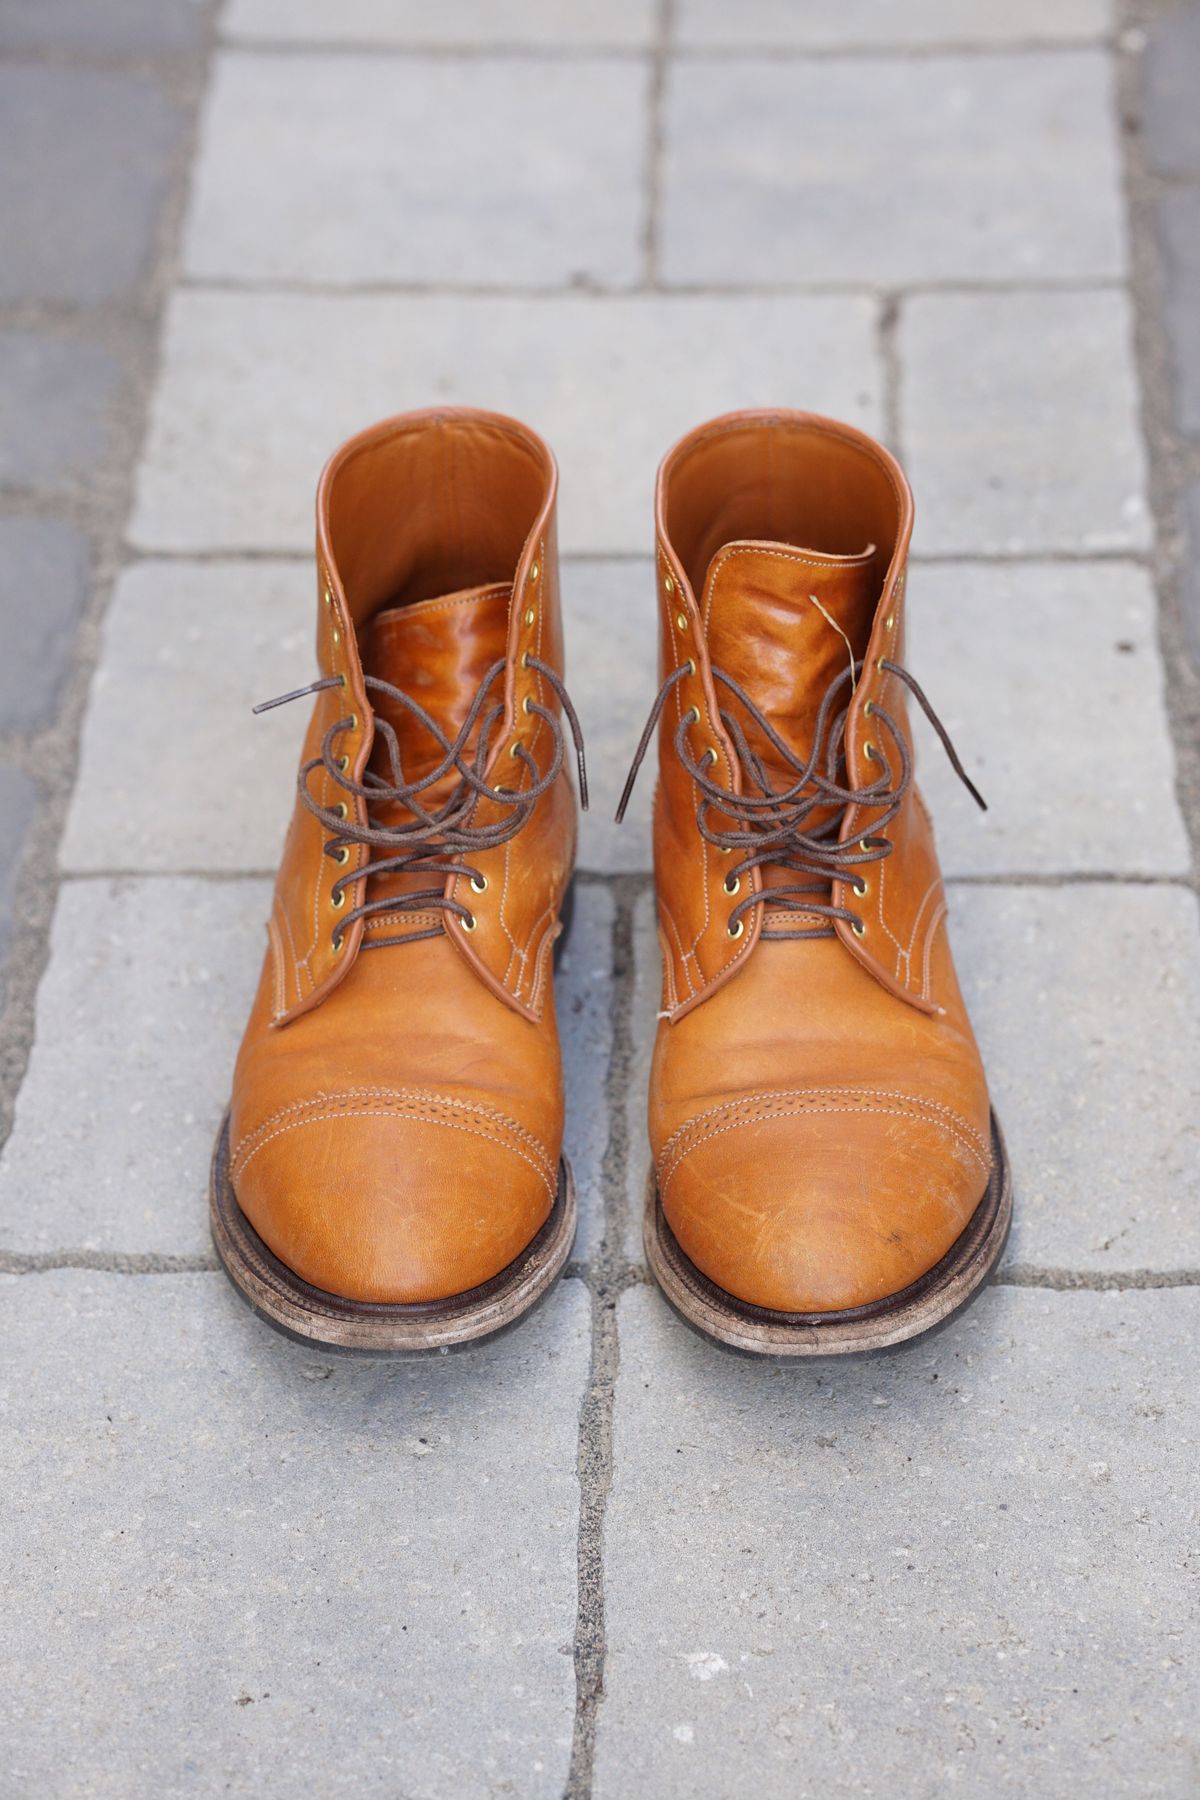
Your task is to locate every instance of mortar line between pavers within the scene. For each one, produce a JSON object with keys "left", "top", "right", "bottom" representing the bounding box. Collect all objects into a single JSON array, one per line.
[
  {"left": 995, "top": 1266, "right": 1200, "bottom": 1291},
  {"left": 0, "top": 1251, "right": 219, "bottom": 1274},
  {"left": 1113, "top": 4, "right": 1200, "bottom": 876},
  {"left": 210, "top": 37, "right": 1119, "bottom": 64},
  {"left": 564, "top": 875, "right": 644, "bottom": 1800},
  {"left": 7, "top": 1251, "right": 1199, "bottom": 1296},
  {"left": 173, "top": 274, "right": 1130, "bottom": 300},
  {"left": 639, "top": 0, "right": 674, "bottom": 287},
  {"left": 0, "top": 5, "right": 225, "bottom": 1168}
]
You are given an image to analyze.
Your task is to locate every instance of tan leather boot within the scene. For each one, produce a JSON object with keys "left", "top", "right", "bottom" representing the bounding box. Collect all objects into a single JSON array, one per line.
[
  {"left": 622, "top": 409, "right": 1011, "bottom": 1354},
  {"left": 211, "top": 408, "right": 585, "bottom": 1350}
]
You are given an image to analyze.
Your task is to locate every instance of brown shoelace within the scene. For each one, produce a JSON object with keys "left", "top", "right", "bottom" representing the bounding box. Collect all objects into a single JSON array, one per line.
[
  {"left": 616, "top": 657, "right": 984, "bottom": 939},
  {"left": 256, "top": 657, "right": 587, "bottom": 950}
]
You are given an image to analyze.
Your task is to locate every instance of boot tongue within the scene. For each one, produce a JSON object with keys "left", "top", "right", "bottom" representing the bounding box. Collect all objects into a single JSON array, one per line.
[
  {"left": 361, "top": 581, "right": 511, "bottom": 797},
  {"left": 702, "top": 540, "right": 877, "bottom": 780}
]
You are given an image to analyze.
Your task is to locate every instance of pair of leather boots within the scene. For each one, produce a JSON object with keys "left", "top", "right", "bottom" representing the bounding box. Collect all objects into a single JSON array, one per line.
[{"left": 212, "top": 406, "right": 1010, "bottom": 1356}]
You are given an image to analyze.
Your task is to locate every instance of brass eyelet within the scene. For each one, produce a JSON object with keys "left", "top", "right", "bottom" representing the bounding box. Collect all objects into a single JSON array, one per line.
[
  {"left": 727, "top": 918, "right": 744, "bottom": 940},
  {"left": 675, "top": 612, "right": 688, "bottom": 633},
  {"left": 347, "top": 713, "right": 358, "bottom": 731},
  {"left": 724, "top": 874, "right": 740, "bottom": 897},
  {"left": 683, "top": 658, "right": 696, "bottom": 676},
  {"left": 529, "top": 561, "right": 539, "bottom": 584},
  {"left": 702, "top": 747, "right": 718, "bottom": 767},
  {"left": 331, "top": 931, "right": 344, "bottom": 953},
  {"left": 462, "top": 912, "right": 477, "bottom": 933},
  {"left": 331, "top": 887, "right": 345, "bottom": 910},
  {"left": 851, "top": 917, "right": 866, "bottom": 938},
  {"left": 334, "top": 801, "right": 348, "bottom": 820},
  {"left": 863, "top": 741, "right": 876, "bottom": 762},
  {"left": 683, "top": 706, "right": 699, "bottom": 727},
  {"left": 664, "top": 574, "right": 674, "bottom": 594},
  {"left": 858, "top": 838, "right": 871, "bottom": 853},
  {"left": 885, "top": 612, "right": 895, "bottom": 630},
  {"left": 524, "top": 607, "right": 535, "bottom": 627},
  {"left": 719, "top": 844, "right": 733, "bottom": 856},
  {"left": 876, "top": 656, "right": 886, "bottom": 674},
  {"left": 509, "top": 742, "right": 522, "bottom": 759},
  {"left": 337, "top": 754, "right": 350, "bottom": 772},
  {"left": 335, "top": 847, "right": 350, "bottom": 866},
  {"left": 470, "top": 874, "right": 488, "bottom": 894},
  {"left": 521, "top": 650, "right": 531, "bottom": 669},
  {"left": 863, "top": 699, "right": 874, "bottom": 717},
  {"left": 522, "top": 694, "right": 534, "bottom": 715},
  {"left": 853, "top": 876, "right": 868, "bottom": 898}
]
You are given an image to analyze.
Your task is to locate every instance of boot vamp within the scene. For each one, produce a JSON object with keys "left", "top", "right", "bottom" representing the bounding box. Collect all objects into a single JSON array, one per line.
[
  {"left": 649, "top": 932, "right": 993, "bottom": 1314},
  {"left": 229, "top": 932, "right": 564, "bottom": 1305}
]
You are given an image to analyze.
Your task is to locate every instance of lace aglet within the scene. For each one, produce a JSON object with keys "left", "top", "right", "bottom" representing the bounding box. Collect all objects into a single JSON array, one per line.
[
  {"left": 252, "top": 674, "right": 343, "bottom": 715},
  {"left": 576, "top": 750, "right": 590, "bottom": 813},
  {"left": 614, "top": 768, "right": 637, "bottom": 825}
]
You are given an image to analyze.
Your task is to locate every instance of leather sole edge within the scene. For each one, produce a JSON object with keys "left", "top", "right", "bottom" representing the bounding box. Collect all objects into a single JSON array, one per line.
[
  {"left": 209, "top": 1110, "right": 577, "bottom": 1354},
  {"left": 644, "top": 1109, "right": 1012, "bottom": 1356}
]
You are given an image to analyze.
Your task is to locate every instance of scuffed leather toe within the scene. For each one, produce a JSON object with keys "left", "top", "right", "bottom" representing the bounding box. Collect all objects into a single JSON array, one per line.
[
  {"left": 658, "top": 1091, "right": 993, "bottom": 1313},
  {"left": 230, "top": 1090, "right": 558, "bottom": 1304}
]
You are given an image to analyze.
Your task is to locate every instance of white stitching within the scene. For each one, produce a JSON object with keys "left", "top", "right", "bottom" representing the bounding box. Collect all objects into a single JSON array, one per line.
[
  {"left": 236, "top": 1107, "right": 555, "bottom": 1196},
  {"left": 659, "top": 1085, "right": 991, "bottom": 1165},
  {"left": 660, "top": 1100, "right": 991, "bottom": 1196},
  {"left": 233, "top": 1087, "right": 556, "bottom": 1180}
]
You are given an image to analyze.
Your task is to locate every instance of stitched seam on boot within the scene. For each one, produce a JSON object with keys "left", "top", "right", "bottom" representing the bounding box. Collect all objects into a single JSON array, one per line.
[
  {"left": 233, "top": 1088, "right": 555, "bottom": 1181},
  {"left": 526, "top": 908, "right": 556, "bottom": 1016},
  {"left": 920, "top": 902, "right": 948, "bottom": 1004},
  {"left": 660, "top": 1102, "right": 991, "bottom": 1195},
  {"left": 659, "top": 1086, "right": 991, "bottom": 1163},
  {"left": 660, "top": 1086, "right": 991, "bottom": 1170},
  {"left": 235, "top": 1107, "right": 556, "bottom": 1196}
]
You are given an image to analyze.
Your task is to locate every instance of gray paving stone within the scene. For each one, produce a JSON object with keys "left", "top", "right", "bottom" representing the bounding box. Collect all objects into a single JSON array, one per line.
[
  {"left": 1143, "top": 3, "right": 1200, "bottom": 177},
  {"left": 596, "top": 1282, "right": 1200, "bottom": 1800},
  {"left": 0, "top": 330, "right": 122, "bottom": 492},
  {"left": 1156, "top": 187, "right": 1200, "bottom": 441},
  {"left": 952, "top": 883, "right": 1200, "bottom": 1273},
  {"left": 675, "top": 0, "right": 1113, "bottom": 48},
  {"left": 130, "top": 291, "right": 882, "bottom": 556},
  {"left": 225, "top": 0, "right": 655, "bottom": 46},
  {"left": 0, "top": 519, "right": 90, "bottom": 733},
  {"left": 0, "top": 878, "right": 268, "bottom": 1255},
  {"left": 61, "top": 561, "right": 311, "bottom": 875},
  {"left": 0, "top": 1269, "right": 588, "bottom": 1799},
  {"left": 566, "top": 558, "right": 657, "bottom": 874},
  {"left": 184, "top": 51, "right": 648, "bottom": 289},
  {"left": 1183, "top": 480, "right": 1200, "bottom": 670},
  {"left": 900, "top": 291, "right": 1152, "bottom": 555},
  {"left": 558, "top": 882, "right": 615, "bottom": 1257},
  {"left": 0, "top": 0, "right": 204, "bottom": 50},
  {"left": 907, "top": 560, "right": 1189, "bottom": 877},
  {"left": 662, "top": 51, "right": 1124, "bottom": 287},
  {"left": 0, "top": 65, "right": 182, "bottom": 306},
  {"left": 0, "top": 766, "right": 36, "bottom": 963}
]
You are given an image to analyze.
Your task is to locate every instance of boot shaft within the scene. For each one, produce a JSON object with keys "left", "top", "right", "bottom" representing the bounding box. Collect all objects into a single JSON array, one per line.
[
  {"left": 269, "top": 407, "right": 576, "bottom": 1027},
  {"left": 651, "top": 409, "right": 951, "bottom": 1018}
]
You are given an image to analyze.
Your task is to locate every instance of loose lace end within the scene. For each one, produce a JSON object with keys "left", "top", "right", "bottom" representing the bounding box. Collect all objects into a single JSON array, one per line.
[{"left": 253, "top": 674, "right": 343, "bottom": 715}]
